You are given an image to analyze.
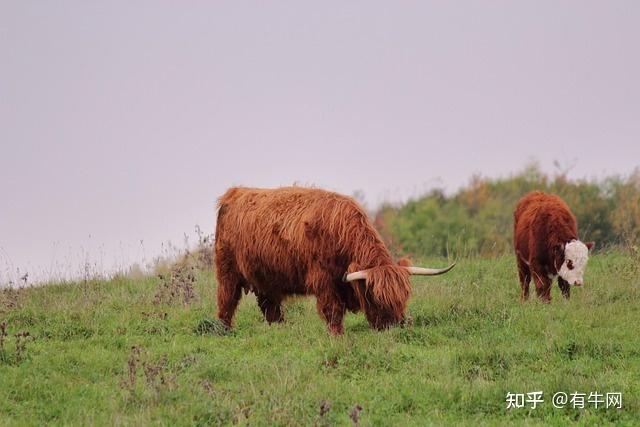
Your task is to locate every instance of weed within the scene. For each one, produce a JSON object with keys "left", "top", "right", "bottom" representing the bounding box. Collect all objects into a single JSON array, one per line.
[
  {"left": 121, "top": 345, "right": 143, "bottom": 390},
  {"left": 177, "top": 355, "right": 197, "bottom": 372},
  {"left": 14, "top": 330, "right": 32, "bottom": 363},
  {"left": 200, "top": 379, "right": 214, "bottom": 395},
  {"left": 153, "top": 265, "right": 198, "bottom": 307},
  {"left": 120, "top": 345, "right": 176, "bottom": 395},
  {"left": 349, "top": 404, "right": 363, "bottom": 426},
  {"left": 143, "top": 355, "right": 173, "bottom": 392},
  {"left": 319, "top": 399, "right": 331, "bottom": 417},
  {"left": 141, "top": 311, "right": 168, "bottom": 320},
  {"left": 0, "top": 321, "right": 7, "bottom": 354},
  {"left": 0, "top": 288, "right": 21, "bottom": 311}
]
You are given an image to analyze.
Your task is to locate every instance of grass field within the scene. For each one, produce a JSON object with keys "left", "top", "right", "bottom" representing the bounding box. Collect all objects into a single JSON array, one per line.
[{"left": 1, "top": 252, "right": 639, "bottom": 426}]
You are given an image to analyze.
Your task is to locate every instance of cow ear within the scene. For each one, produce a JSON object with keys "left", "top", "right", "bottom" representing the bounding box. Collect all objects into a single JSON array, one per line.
[
  {"left": 553, "top": 244, "right": 565, "bottom": 260},
  {"left": 343, "top": 262, "right": 363, "bottom": 285},
  {"left": 397, "top": 258, "right": 412, "bottom": 267},
  {"left": 347, "top": 262, "right": 358, "bottom": 274},
  {"left": 585, "top": 241, "right": 595, "bottom": 251}
]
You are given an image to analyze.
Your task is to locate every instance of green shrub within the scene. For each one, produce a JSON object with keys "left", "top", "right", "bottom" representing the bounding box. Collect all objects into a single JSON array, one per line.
[{"left": 376, "top": 164, "right": 640, "bottom": 258}]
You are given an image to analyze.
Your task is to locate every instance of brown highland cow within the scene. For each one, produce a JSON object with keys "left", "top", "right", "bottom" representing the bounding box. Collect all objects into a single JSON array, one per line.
[
  {"left": 215, "top": 187, "right": 455, "bottom": 334},
  {"left": 514, "top": 191, "right": 594, "bottom": 302}
]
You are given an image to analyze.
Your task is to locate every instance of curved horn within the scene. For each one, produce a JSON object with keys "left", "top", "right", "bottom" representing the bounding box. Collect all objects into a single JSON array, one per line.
[
  {"left": 343, "top": 262, "right": 456, "bottom": 282},
  {"left": 405, "top": 262, "right": 456, "bottom": 276},
  {"left": 343, "top": 270, "right": 368, "bottom": 282}
]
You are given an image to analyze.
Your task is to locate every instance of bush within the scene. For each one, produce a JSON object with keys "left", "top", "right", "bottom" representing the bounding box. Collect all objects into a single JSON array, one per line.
[{"left": 375, "top": 164, "right": 640, "bottom": 258}]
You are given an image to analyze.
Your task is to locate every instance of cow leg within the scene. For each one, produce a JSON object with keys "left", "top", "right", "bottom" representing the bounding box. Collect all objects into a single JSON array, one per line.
[
  {"left": 215, "top": 248, "right": 245, "bottom": 328},
  {"left": 216, "top": 273, "right": 243, "bottom": 328},
  {"left": 256, "top": 293, "right": 284, "bottom": 323},
  {"left": 307, "top": 269, "right": 346, "bottom": 334},
  {"left": 316, "top": 289, "right": 346, "bottom": 335},
  {"left": 517, "top": 259, "right": 531, "bottom": 302},
  {"left": 558, "top": 277, "right": 571, "bottom": 299},
  {"left": 531, "top": 265, "right": 552, "bottom": 302}
]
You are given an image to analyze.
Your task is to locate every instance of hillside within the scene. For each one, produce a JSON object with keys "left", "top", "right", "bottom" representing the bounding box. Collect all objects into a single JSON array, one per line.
[{"left": 1, "top": 252, "right": 638, "bottom": 425}]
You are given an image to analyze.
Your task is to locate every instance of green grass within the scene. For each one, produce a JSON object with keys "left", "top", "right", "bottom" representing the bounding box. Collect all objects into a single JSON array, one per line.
[{"left": 1, "top": 253, "right": 639, "bottom": 426}]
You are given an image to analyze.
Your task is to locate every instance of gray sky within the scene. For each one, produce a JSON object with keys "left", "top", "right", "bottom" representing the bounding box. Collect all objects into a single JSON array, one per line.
[{"left": 1, "top": 1, "right": 639, "bottom": 283}]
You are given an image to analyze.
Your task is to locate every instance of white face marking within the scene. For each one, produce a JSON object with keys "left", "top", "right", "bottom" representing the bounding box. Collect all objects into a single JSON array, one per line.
[{"left": 558, "top": 240, "right": 589, "bottom": 285}]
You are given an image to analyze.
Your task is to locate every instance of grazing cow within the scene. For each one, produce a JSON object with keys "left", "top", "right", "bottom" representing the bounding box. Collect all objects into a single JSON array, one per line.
[
  {"left": 513, "top": 191, "right": 594, "bottom": 301},
  {"left": 214, "top": 187, "right": 455, "bottom": 334}
]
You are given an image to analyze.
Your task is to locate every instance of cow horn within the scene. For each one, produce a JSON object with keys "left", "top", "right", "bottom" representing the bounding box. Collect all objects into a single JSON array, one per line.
[
  {"left": 343, "top": 262, "right": 456, "bottom": 282},
  {"left": 343, "top": 271, "right": 368, "bottom": 282},
  {"left": 405, "top": 262, "right": 456, "bottom": 276}
]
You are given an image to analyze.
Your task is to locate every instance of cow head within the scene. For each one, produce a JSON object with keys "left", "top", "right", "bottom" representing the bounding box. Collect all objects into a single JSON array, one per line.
[
  {"left": 556, "top": 240, "right": 595, "bottom": 286},
  {"left": 343, "top": 259, "right": 456, "bottom": 330}
]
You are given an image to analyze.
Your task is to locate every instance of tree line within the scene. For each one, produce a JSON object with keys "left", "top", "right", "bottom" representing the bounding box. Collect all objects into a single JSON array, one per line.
[{"left": 374, "top": 164, "right": 640, "bottom": 258}]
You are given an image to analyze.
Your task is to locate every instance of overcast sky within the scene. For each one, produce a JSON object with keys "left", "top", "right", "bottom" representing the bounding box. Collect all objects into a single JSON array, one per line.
[{"left": 1, "top": 1, "right": 639, "bottom": 283}]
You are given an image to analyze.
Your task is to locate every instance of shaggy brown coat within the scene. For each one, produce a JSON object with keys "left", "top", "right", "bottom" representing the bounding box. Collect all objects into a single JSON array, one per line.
[
  {"left": 513, "top": 191, "right": 592, "bottom": 301},
  {"left": 214, "top": 187, "right": 414, "bottom": 334}
]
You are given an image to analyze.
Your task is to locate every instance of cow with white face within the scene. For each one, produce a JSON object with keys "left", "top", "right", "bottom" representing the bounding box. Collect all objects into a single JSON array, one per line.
[
  {"left": 557, "top": 239, "right": 594, "bottom": 287},
  {"left": 514, "top": 192, "right": 595, "bottom": 301}
]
